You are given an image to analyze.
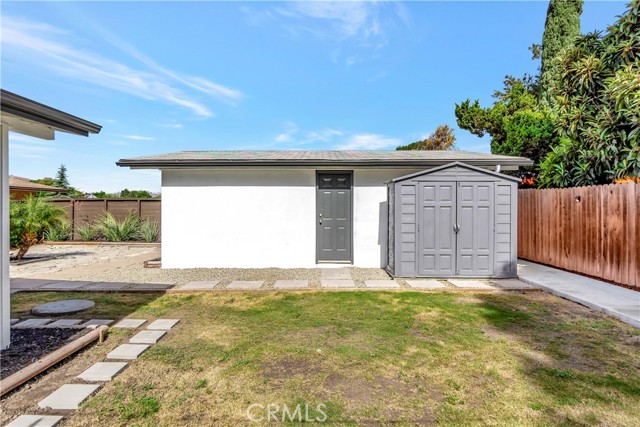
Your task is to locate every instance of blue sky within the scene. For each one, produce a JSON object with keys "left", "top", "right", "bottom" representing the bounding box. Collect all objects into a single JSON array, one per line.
[{"left": 2, "top": 1, "right": 627, "bottom": 193}]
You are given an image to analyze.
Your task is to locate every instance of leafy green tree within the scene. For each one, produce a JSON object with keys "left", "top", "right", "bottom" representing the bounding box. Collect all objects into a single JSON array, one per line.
[
  {"left": 54, "top": 164, "right": 70, "bottom": 188},
  {"left": 10, "top": 196, "right": 66, "bottom": 259},
  {"left": 396, "top": 125, "right": 456, "bottom": 151},
  {"left": 120, "top": 189, "right": 152, "bottom": 198},
  {"left": 455, "top": 76, "right": 557, "bottom": 167},
  {"left": 538, "top": 1, "right": 640, "bottom": 187},
  {"left": 539, "top": 0, "right": 584, "bottom": 109}
]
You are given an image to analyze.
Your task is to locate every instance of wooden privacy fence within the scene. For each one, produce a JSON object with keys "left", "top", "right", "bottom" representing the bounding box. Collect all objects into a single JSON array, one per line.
[
  {"left": 49, "top": 198, "right": 161, "bottom": 241},
  {"left": 518, "top": 182, "right": 639, "bottom": 289}
]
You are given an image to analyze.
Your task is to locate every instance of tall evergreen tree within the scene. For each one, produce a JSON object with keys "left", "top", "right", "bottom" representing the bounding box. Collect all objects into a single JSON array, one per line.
[
  {"left": 54, "top": 164, "right": 70, "bottom": 188},
  {"left": 539, "top": 0, "right": 583, "bottom": 109}
]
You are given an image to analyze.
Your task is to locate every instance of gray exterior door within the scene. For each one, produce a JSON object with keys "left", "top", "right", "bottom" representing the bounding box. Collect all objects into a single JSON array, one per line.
[
  {"left": 457, "top": 182, "right": 494, "bottom": 276},
  {"left": 316, "top": 172, "right": 352, "bottom": 263},
  {"left": 418, "top": 182, "right": 456, "bottom": 276}
]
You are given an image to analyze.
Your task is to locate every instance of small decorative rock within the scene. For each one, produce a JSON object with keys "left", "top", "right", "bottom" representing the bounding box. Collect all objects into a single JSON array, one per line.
[{"left": 32, "top": 299, "right": 95, "bottom": 316}]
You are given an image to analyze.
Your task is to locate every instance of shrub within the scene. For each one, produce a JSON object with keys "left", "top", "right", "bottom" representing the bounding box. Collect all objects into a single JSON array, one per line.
[
  {"left": 45, "top": 220, "right": 71, "bottom": 241},
  {"left": 96, "top": 211, "right": 141, "bottom": 242},
  {"left": 139, "top": 219, "right": 160, "bottom": 243},
  {"left": 76, "top": 223, "right": 99, "bottom": 241},
  {"left": 10, "top": 196, "right": 66, "bottom": 259}
]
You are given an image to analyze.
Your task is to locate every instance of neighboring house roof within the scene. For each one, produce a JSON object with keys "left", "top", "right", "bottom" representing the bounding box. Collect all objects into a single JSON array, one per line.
[
  {"left": 9, "top": 176, "right": 68, "bottom": 193},
  {"left": 0, "top": 89, "right": 102, "bottom": 139},
  {"left": 117, "top": 150, "right": 533, "bottom": 169}
]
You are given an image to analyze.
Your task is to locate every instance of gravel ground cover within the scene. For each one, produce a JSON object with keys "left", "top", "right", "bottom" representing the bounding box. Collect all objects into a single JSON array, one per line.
[{"left": 0, "top": 328, "right": 89, "bottom": 379}]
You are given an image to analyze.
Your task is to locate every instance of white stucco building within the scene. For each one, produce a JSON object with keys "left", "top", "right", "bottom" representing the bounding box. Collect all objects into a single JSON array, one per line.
[{"left": 118, "top": 151, "right": 531, "bottom": 273}]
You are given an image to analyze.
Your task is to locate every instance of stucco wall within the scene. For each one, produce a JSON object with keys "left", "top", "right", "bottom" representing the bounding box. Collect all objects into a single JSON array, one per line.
[{"left": 161, "top": 167, "right": 425, "bottom": 268}]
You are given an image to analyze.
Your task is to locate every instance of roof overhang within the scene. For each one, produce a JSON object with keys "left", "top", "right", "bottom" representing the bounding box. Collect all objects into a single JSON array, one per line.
[{"left": 0, "top": 89, "right": 102, "bottom": 139}]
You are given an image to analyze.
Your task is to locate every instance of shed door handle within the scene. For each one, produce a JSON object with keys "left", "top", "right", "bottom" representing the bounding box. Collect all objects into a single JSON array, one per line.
[
  {"left": 453, "top": 224, "right": 460, "bottom": 234},
  {"left": 319, "top": 213, "right": 323, "bottom": 225}
]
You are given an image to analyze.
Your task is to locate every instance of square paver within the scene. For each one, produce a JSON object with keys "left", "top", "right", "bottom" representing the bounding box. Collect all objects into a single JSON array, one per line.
[
  {"left": 405, "top": 280, "right": 449, "bottom": 289},
  {"left": 10, "top": 278, "right": 58, "bottom": 290},
  {"left": 13, "top": 319, "right": 52, "bottom": 328},
  {"left": 491, "top": 279, "right": 535, "bottom": 290},
  {"left": 83, "top": 282, "right": 129, "bottom": 291},
  {"left": 447, "top": 280, "right": 494, "bottom": 289},
  {"left": 46, "top": 319, "right": 83, "bottom": 327},
  {"left": 321, "top": 280, "right": 355, "bottom": 289},
  {"left": 320, "top": 269, "right": 352, "bottom": 280},
  {"left": 179, "top": 281, "right": 219, "bottom": 290},
  {"left": 130, "top": 330, "right": 166, "bottom": 344},
  {"left": 129, "top": 283, "right": 175, "bottom": 291},
  {"left": 146, "top": 319, "right": 180, "bottom": 330},
  {"left": 38, "top": 384, "right": 100, "bottom": 410},
  {"left": 364, "top": 280, "right": 400, "bottom": 289},
  {"left": 113, "top": 319, "right": 147, "bottom": 329},
  {"left": 78, "top": 319, "right": 114, "bottom": 327},
  {"left": 78, "top": 362, "right": 128, "bottom": 382},
  {"left": 40, "top": 281, "right": 91, "bottom": 291},
  {"left": 227, "top": 281, "right": 264, "bottom": 290},
  {"left": 6, "top": 415, "right": 64, "bottom": 427},
  {"left": 274, "top": 280, "right": 309, "bottom": 289},
  {"left": 106, "top": 344, "right": 150, "bottom": 360}
]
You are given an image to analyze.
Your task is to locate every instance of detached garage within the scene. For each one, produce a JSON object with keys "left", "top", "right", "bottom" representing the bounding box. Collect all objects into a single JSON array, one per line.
[
  {"left": 387, "top": 162, "right": 519, "bottom": 278},
  {"left": 117, "top": 151, "right": 530, "bottom": 271}
]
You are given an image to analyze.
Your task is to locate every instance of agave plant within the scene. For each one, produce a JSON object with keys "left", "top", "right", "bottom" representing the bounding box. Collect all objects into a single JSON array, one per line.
[
  {"left": 76, "top": 223, "right": 99, "bottom": 241},
  {"left": 10, "top": 196, "right": 66, "bottom": 259},
  {"left": 96, "top": 211, "right": 141, "bottom": 242},
  {"left": 45, "top": 220, "right": 71, "bottom": 242},
  {"left": 139, "top": 219, "right": 160, "bottom": 243}
]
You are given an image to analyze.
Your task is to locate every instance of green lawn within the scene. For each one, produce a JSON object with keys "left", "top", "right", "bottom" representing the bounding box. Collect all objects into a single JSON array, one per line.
[{"left": 14, "top": 291, "right": 640, "bottom": 426}]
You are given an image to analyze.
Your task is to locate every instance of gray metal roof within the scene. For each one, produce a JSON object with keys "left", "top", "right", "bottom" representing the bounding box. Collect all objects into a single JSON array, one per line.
[{"left": 117, "top": 150, "right": 533, "bottom": 168}]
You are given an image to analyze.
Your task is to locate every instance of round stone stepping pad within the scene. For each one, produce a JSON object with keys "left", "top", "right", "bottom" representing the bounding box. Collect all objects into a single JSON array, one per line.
[
  {"left": 6, "top": 415, "right": 63, "bottom": 427},
  {"left": 32, "top": 299, "right": 95, "bottom": 316}
]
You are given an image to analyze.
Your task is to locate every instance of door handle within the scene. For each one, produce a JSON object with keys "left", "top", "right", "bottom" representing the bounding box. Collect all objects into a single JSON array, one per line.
[
  {"left": 319, "top": 213, "right": 323, "bottom": 225},
  {"left": 453, "top": 224, "right": 460, "bottom": 234}
]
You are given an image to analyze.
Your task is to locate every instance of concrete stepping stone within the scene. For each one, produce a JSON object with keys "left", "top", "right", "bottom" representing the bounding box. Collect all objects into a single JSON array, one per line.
[
  {"left": 78, "top": 362, "right": 127, "bottom": 382},
  {"left": 113, "top": 319, "right": 147, "bottom": 329},
  {"left": 32, "top": 299, "right": 94, "bottom": 315},
  {"left": 46, "top": 319, "right": 82, "bottom": 327},
  {"left": 320, "top": 268, "right": 352, "bottom": 280},
  {"left": 106, "top": 344, "right": 149, "bottom": 360},
  {"left": 491, "top": 279, "right": 535, "bottom": 290},
  {"left": 40, "top": 281, "right": 91, "bottom": 291},
  {"left": 274, "top": 280, "right": 309, "bottom": 289},
  {"left": 78, "top": 319, "right": 113, "bottom": 327},
  {"left": 10, "top": 318, "right": 19, "bottom": 325},
  {"left": 10, "top": 278, "right": 58, "bottom": 290},
  {"left": 130, "top": 330, "right": 166, "bottom": 344},
  {"left": 129, "top": 282, "right": 175, "bottom": 291},
  {"left": 321, "top": 280, "right": 355, "bottom": 289},
  {"left": 5, "top": 415, "right": 64, "bottom": 427},
  {"left": 180, "top": 281, "right": 219, "bottom": 290},
  {"left": 83, "top": 282, "right": 129, "bottom": 291},
  {"left": 364, "top": 280, "right": 400, "bottom": 289},
  {"left": 147, "top": 319, "right": 179, "bottom": 330},
  {"left": 448, "top": 280, "right": 494, "bottom": 289},
  {"left": 38, "top": 383, "right": 100, "bottom": 410},
  {"left": 227, "top": 281, "right": 264, "bottom": 290},
  {"left": 405, "top": 280, "right": 448, "bottom": 289},
  {"left": 13, "top": 319, "right": 52, "bottom": 328}
]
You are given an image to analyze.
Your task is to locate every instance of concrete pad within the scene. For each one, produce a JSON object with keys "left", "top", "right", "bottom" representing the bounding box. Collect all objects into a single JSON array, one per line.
[
  {"left": 405, "top": 280, "right": 448, "bottom": 289},
  {"left": 5, "top": 415, "right": 64, "bottom": 427},
  {"left": 447, "top": 280, "right": 494, "bottom": 289},
  {"left": 83, "top": 282, "right": 129, "bottom": 291},
  {"left": 78, "top": 362, "right": 128, "bottom": 382},
  {"left": 491, "top": 279, "right": 535, "bottom": 290},
  {"left": 32, "top": 299, "right": 95, "bottom": 315},
  {"left": 46, "top": 319, "right": 83, "bottom": 327},
  {"left": 274, "top": 280, "right": 309, "bottom": 289},
  {"left": 320, "top": 268, "right": 352, "bottom": 280},
  {"left": 10, "top": 278, "right": 58, "bottom": 290},
  {"left": 227, "top": 281, "right": 264, "bottom": 290},
  {"left": 364, "top": 280, "right": 400, "bottom": 289},
  {"left": 113, "top": 319, "right": 147, "bottom": 329},
  {"left": 38, "top": 383, "right": 100, "bottom": 410},
  {"left": 321, "top": 280, "right": 355, "bottom": 289},
  {"left": 106, "top": 344, "right": 150, "bottom": 360},
  {"left": 129, "top": 283, "right": 175, "bottom": 291},
  {"left": 130, "top": 330, "right": 166, "bottom": 344},
  {"left": 13, "top": 319, "right": 52, "bottom": 328},
  {"left": 10, "top": 319, "right": 19, "bottom": 325},
  {"left": 78, "top": 319, "right": 113, "bottom": 327},
  {"left": 179, "top": 281, "right": 219, "bottom": 290},
  {"left": 146, "top": 319, "right": 180, "bottom": 330},
  {"left": 40, "top": 281, "right": 91, "bottom": 291}
]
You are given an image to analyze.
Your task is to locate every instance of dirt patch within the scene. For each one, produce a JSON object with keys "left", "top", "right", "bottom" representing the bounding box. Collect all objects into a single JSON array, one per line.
[
  {"left": 456, "top": 296, "right": 486, "bottom": 304},
  {"left": 262, "top": 356, "right": 323, "bottom": 380}
]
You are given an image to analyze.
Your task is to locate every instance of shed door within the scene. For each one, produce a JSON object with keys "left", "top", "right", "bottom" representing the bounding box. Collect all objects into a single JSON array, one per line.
[
  {"left": 456, "top": 182, "right": 494, "bottom": 276},
  {"left": 418, "top": 183, "right": 456, "bottom": 276},
  {"left": 316, "top": 172, "right": 352, "bottom": 263}
]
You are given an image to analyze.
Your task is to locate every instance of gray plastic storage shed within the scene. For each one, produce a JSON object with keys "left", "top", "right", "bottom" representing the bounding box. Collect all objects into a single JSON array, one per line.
[{"left": 387, "top": 162, "right": 519, "bottom": 278}]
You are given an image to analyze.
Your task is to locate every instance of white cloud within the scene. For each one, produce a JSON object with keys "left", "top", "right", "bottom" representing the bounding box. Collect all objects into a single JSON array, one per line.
[
  {"left": 2, "top": 16, "right": 244, "bottom": 118},
  {"left": 159, "top": 123, "right": 183, "bottom": 129},
  {"left": 335, "top": 133, "right": 401, "bottom": 150},
  {"left": 122, "top": 135, "right": 155, "bottom": 141}
]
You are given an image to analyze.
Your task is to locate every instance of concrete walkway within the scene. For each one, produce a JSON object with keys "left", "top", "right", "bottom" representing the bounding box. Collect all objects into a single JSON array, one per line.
[{"left": 518, "top": 260, "right": 640, "bottom": 328}]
